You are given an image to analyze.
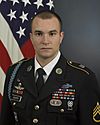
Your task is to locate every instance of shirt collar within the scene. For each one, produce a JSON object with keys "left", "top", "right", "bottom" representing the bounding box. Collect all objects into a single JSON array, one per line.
[{"left": 34, "top": 51, "right": 61, "bottom": 76}]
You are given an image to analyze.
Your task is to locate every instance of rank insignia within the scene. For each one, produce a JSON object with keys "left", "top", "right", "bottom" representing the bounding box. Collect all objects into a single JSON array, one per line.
[{"left": 93, "top": 102, "right": 100, "bottom": 123}]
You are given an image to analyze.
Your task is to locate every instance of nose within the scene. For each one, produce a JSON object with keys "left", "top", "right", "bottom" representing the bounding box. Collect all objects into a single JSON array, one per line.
[{"left": 42, "top": 34, "right": 50, "bottom": 44}]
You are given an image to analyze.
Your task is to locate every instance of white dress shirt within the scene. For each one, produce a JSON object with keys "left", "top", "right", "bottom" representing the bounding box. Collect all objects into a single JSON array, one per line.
[{"left": 34, "top": 51, "right": 61, "bottom": 82}]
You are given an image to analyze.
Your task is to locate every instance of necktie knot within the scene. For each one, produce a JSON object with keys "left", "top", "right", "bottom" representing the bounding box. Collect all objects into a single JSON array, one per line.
[{"left": 37, "top": 68, "right": 46, "bottom": 76}]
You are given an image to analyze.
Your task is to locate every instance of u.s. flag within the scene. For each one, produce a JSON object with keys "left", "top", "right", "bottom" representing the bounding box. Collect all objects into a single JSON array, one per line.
[{"left": 0, "top": 0, "right": 54, "bottom": 111}]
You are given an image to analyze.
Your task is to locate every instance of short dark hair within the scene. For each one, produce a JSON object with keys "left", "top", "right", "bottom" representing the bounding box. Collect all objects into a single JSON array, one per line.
[{"left": 31, "top": 10, "right": 62, "bottom": 31}]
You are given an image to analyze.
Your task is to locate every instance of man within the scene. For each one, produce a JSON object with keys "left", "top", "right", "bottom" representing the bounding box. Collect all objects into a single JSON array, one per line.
[{"left": 0, "top": 10, "right": 100, "bottom": 125}]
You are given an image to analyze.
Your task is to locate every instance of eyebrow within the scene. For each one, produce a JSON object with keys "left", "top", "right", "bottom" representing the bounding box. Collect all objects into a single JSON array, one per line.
[
  {"left": 34, "top": 30, "right": 58, "bottom": 33},
  {"left": 34, "top": 30, "right": 43, "bottom": 33},
  {"left": 49, "top": 30, "right": 58, "bottom": 33}
]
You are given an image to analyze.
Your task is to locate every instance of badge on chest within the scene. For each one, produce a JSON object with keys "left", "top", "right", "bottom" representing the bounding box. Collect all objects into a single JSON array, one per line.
[{"left": 50, "top": 83, "right": 76, "bottom": 111}]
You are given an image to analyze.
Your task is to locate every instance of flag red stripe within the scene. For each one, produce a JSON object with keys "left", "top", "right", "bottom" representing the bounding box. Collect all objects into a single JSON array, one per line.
[
  {"left": 21, "top": 39, "right": 35, "bottom": 58},
  {"left": 0, "top": 40, "right": 12, "bottom": 73}
]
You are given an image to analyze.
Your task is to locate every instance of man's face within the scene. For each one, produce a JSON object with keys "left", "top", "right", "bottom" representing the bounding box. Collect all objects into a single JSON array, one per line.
[{"left": 30, "top": 16, "right": 64, "bottom": 61}]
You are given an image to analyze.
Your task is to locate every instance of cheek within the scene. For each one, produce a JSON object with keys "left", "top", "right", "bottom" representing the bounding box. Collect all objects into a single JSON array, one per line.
[
  {"left": 32, "top": 38, "right": 40, "bottom": 47},
  {"left": 32, "top": 37, "right": 43, "bottom": 45},
  {"left": 32, "top": 41, "right": 38, "bottom": 51},
  {"left": 53, "top": 39, "right": 61, "bottom": 47}
]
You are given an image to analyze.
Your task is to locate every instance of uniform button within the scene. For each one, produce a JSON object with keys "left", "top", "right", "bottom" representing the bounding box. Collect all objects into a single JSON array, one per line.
[
  {"left": 13, "top": 102, "right": 16, "bottom": 105},
  {"left": 34, "top": 105, "right": 40, "bottom": 110},
  {"left": 60, "top": 108, "right": 64, "bottom": 112},
  {"left": 33, "top": 118, "right": 38, "bottom": 124}
]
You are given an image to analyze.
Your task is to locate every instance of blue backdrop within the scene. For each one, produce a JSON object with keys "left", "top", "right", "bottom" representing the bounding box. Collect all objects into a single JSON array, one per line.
[{"left": 55, "top": 0, "right": 100, "bottom": 86}]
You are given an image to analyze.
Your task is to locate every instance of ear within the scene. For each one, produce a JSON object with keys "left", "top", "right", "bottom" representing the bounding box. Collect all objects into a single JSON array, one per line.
[
  {"left": 60, "top": 31, "right": 64, "bottom": 43},
  {"left": 30, "top": 33, "right": 32, "bottom": 41}
]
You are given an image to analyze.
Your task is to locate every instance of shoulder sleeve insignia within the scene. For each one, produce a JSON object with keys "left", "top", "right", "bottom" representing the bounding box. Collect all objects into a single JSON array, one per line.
[
  {"left": 67, "top": 60, "right": 89, "bottom": 75},
  {"left": 93, "top": 102, "right": 100, "bottom": 123}
]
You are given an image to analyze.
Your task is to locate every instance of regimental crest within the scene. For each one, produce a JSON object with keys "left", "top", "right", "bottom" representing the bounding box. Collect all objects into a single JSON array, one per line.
[{"left": 93, "top": 102, "right": 100, "bottom": 123}]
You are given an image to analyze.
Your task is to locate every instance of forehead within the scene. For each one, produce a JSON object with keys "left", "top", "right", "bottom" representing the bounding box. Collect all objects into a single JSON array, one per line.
[{"left": 31, "top": 17, "right": 60, "bottom": 31}]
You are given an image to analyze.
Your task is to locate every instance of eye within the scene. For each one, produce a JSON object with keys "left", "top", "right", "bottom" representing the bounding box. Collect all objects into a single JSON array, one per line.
[
  {"left": 35, "top": 31, "right": 43, "bottom": 36},
  {"left": 49, "top": 32, "right": 57, "bottom": 36}
]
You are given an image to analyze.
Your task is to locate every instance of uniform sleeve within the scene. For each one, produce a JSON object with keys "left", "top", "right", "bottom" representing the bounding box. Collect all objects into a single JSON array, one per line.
[
  {"left": 79, "top": 72, "right": 100, "bottom": 125},
  {"left": 0, "top": 67, "right": 15, "bottom": 125}
]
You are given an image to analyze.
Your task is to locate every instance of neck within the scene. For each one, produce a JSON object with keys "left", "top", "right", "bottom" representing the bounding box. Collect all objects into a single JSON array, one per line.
[{"left": 36, "top": 53, "right": 58, "bottom": 67}]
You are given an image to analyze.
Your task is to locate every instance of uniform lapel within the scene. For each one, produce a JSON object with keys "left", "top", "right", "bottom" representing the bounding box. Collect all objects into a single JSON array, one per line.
[
  {"left": 37, "top": 55, "right": 69, "bottom": 101},
  {"left": 20, "top": 59, "right": 38, "bottom": 98}
]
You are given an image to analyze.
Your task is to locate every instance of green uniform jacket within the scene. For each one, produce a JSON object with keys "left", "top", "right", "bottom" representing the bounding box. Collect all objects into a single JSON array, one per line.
[{"left": 0, "top": 55, "right": 100, "bottom": 125}]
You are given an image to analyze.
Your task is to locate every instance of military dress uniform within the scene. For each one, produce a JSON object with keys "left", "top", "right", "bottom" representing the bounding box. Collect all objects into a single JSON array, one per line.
[{"left": 0, "top": 55, "right": 100, "bottom": 125}]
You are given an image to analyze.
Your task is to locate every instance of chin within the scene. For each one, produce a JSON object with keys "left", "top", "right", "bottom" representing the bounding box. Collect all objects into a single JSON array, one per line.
[
  {"left": 41, "top": 54, "right": 55, "bottom": 60},
  {"left": 41, "top": 55, "right": 51, "bottom": 59},
  {"left": 40, "top": 53, "right": 53, "bottom": 59}
]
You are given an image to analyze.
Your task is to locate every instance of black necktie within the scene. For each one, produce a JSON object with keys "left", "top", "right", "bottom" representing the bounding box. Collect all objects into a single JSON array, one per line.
[{"left": 36, "top": 68, "right": 46, "bottom": 92}]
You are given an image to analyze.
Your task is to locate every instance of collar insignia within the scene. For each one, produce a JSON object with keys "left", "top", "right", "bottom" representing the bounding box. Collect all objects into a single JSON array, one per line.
[{"left": 56, "top": 68, "right": 62, "bottom": 75}]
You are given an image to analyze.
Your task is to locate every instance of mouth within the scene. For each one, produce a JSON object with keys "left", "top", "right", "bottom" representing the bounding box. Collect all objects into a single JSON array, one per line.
[{"left": 40, "top": 48, "right": 52, "bottom": 50}]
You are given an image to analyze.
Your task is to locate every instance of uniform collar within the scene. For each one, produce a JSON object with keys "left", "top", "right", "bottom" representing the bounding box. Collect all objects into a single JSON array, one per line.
[{"left": 34, "top": 51, "right": 61, "bottom": 76}]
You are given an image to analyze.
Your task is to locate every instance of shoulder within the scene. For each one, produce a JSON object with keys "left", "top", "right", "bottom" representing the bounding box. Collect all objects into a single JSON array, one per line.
[
  {"left": 66, "top": 60, "right": 94, "bottom": 76},
  {"left": 11, "top": 58, "right": 33, "bottom": 67},
  {"left": 8, "top": 58, "right": 33, "bottom": 73},
  {"left": 5, "top": 58, "right": 33, "bottom": 91}
]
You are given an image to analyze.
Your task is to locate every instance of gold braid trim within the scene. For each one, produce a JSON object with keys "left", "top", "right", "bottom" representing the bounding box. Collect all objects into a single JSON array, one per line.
[{"left": 67, "top": 61, "right": 89, "bottom": 75}]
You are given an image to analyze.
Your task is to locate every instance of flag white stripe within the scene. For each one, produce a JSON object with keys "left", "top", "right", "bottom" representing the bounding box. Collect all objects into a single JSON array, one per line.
[
  {"left": 0, "top": 13, "right": 24, "bottom": 64},
  {"left": 0, "top": 67, "right": 6, "bottom": 95}
]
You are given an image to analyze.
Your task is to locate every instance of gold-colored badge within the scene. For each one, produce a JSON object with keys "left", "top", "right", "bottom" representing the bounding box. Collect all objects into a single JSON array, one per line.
[
  {"left": 93, "top": 102, "right": 100, "bottom": 123},
  {"left": 56, "top": 68, "right": 62, "bottom": 75}
]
